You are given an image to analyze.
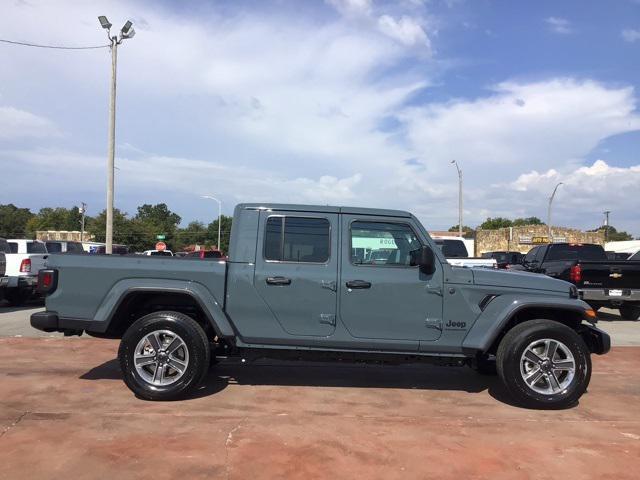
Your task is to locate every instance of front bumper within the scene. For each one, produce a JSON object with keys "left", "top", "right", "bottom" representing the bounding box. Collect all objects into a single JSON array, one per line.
[{"left": 577, "top": 324, "right": 611, "bottom": 355}]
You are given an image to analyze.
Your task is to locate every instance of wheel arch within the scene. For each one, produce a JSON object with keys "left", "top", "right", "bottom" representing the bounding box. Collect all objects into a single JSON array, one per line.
[
  {"left": 463, "top": 296, "right": 590, "bottom": 356},
  {"left": 91, "top": 279, "right": 235, "bottom": 339}
]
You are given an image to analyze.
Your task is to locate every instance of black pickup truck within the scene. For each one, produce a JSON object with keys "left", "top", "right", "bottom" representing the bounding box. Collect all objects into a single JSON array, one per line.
[{"left": 515, "top": 243, "right": 640, "bottom": 319}]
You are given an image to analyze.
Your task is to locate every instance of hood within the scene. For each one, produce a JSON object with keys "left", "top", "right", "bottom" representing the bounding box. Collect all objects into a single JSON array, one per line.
[{"left": 472, "top": 268, "right": 572, "bottom": 294}]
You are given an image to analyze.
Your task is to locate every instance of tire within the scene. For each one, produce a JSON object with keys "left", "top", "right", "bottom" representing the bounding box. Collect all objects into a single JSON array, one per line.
[
  {"left": 5, "top": 289, "right": 29, "bottom": 307},
  {"left": 471, "top": 354, "right": 497, "bottom": 375},
  {"left": 118, "top": 311, "right": 210, "bottom": 401},
  {"left": 496, "top": 319, "right": 591, "bottom": 409},
  {"left": 619, "top": 305, "right": 640, "bottom": 321}
]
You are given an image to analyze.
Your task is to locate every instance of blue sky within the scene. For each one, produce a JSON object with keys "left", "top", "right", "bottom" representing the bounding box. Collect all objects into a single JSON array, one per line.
[{"left": 1, "top": 0, "right": 639, "bottom": 235}]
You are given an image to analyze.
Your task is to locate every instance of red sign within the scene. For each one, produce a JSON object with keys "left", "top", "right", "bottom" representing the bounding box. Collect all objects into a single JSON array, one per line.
[{"left": 155, "top": 241, "right": 167, "bottom": 251}]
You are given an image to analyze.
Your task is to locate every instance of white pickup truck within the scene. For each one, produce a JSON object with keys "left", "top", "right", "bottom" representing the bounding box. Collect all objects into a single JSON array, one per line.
[
  {"left": 0, "top": 238, "right": 9, "bottom": 299},
  {"left": 433, "top": 237, "right": 497, "bottom": 269},
  {"left": 3, "top": 239, "right": 49, "bottom": 305}
]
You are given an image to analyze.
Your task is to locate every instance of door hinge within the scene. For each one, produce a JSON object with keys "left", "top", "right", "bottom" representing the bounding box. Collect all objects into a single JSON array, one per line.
[
  {"left": 424, "top": 317, "right": 443, "bottom": 331},
  {"left": 320, "top": 314, "right": 336, "bottom": 326},
  {"left": 321, "top": 280, "right": 337, "bottom": 292}
]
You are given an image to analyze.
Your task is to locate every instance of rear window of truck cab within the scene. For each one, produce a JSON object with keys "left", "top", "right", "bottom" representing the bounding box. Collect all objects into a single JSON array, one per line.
[{"left": 264, "top": 216, "right": 330, "bottom": 263}]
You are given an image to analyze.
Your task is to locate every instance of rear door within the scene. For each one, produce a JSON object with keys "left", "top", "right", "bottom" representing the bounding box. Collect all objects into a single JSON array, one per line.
[
  {"left": 339, "top": 215, "right": 443, "bottom": 342},
  {"left": 254, "top": 211, "right": 339, "bottom": 337}
]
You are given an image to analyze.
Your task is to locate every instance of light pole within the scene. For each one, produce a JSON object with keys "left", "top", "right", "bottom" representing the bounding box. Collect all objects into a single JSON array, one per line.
[
  {"left": 79, "top": 202, "right": 87, "bottom": 242},
  {"left": 603, "top": 210, "right": 611, "bottom": 242},
  {"left": 98, "top": 16, "right": 135, "bottom": 254},
  {"left": 547, "top": 182, "right": 564, "bottom": 243},
  {"left": 450, "top": 160, "right": 463, "bottom": 238},
  {"left": 201, "top": 195, "right": 222, "bottom": 250}
]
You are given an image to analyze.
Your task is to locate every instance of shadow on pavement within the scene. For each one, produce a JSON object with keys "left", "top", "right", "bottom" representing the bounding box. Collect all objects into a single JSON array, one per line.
[{"left": 80, "top": 357, "right": 526, "bottom": 406}]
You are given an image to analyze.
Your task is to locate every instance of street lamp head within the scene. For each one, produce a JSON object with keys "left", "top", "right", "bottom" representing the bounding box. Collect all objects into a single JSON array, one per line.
[
  {"left": 120, "top": 20, "right": 135, "bottom": 39},
  {"left": 98, "top": 16, "right": 112, "bottom": 30}
]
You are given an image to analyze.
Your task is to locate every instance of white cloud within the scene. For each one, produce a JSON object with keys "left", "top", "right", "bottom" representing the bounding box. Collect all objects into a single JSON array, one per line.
[
  {"left": 622, "top": 28, "right": 640, "bottom": 43},
  {"left": 377, "top": 15, "right": 432, "bottom": 50},
  {"left": 0, "top": 106, "right": 59, "bottom": 139},
  {"left": 545, "top": 17, "right": 573, "bottom": 34},
  {"left": 326, "top": 0, "right": 372, "bottom": 18}
]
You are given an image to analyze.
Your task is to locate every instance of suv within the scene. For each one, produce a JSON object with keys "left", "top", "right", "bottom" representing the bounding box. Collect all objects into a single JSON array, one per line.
[{"left": 32, "top": 203, "right": 609, "bottom": 408}]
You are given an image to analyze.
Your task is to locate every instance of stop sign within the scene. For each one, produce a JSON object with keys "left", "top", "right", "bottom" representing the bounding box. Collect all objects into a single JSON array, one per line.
[{"left": 155, "top": 241, "right": 167, "bottom": 251}]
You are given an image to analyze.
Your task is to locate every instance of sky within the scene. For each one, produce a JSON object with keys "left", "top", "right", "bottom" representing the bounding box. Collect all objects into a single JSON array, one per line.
[{"left": 0, "top": 0, "right": 639, "bottom": 235}]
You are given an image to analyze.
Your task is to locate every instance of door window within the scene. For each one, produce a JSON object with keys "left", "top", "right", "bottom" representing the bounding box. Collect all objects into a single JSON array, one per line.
[
  {"left": 264, "top": 216, "right": 330, "bottom": 263},
  {"left": 351, "top": 221, "right": 421, "bottom": 267}
]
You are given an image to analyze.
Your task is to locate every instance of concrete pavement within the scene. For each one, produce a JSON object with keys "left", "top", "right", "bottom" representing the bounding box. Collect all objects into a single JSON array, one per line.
[{"left": 0, "top": 338, "right": 639, "bottom": 479}]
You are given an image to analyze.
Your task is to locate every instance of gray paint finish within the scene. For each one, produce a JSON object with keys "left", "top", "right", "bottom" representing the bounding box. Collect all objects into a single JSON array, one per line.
[{"left": 40, "top": 203, "right": 595, "bottom": 358}]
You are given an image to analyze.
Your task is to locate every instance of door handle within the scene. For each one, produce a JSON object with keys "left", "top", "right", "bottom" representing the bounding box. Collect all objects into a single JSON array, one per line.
[
  {"left": 346, "top": 280, "right": 371, "bottom": 289},
  {"left": 266, "top": 276, "right": 292, "bottom": 286}
]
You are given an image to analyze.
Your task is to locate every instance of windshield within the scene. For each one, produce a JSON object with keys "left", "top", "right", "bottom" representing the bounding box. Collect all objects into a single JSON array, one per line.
[
  {"left": 45, "top": 242, "right": 62, "bottom": 253},
  {"left": 434, "top": 239, "right": 468, "bottom": 258},
  {"left": 27, "top": 242, "right": 47, "bottom": 253},
  {"left": 545, "top": 244, "right": 606, "bottom": 261},
  {"left": 629, "top": 251, "right": 640, "bottom": 261}
]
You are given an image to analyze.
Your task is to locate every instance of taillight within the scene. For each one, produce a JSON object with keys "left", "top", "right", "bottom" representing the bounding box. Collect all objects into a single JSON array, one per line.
[
  {"left": 37, "top": 269, "right": 58, "bottom": 294},
  {"left": 19, "top": 258, "right": 31, "bottom": 273},
  {"left": 570, "top": 264, "right": 582, "bottom": 283}
]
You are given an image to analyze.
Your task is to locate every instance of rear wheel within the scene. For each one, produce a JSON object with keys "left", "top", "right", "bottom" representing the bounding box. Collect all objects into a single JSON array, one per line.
[
  {"left": 118, "top": 311, "right": 210, "bottom": 400},
  {"left": 619, "top": 305, "right": 640, "bottom": 321},
  {"left": 496, "top": 320, "right": 591, "bottom": 409}
]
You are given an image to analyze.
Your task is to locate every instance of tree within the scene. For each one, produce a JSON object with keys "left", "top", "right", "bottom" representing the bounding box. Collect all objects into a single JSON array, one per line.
[
  {"left": 448, "top": 225, "right": 475, "bottom": 239},
  {"left": 178, "top": 221, "right": 208, "bottom": 249},
  {"left": 479, "top": 217, "right": 513, "bottom": 230},
  {"left": 206, "top": 215, "right": 233, "bottom": 253},
  {"left": 134, "top": 203, "right": 182, "bottom": 251},
  {"left": 25, "top": 206, "right": 85, "bottom": 236},
  {"left": 591, "top": 225, "right": 633, "bottom": 242},
  {"left": 88, "top": 209, "right": 152, "bottom": 252},
  {"left": 0, "top": 204, "right": 34, "bottom": 237},
  {"left": 512, "top": 217, "right": 544, "bottom": 227}
]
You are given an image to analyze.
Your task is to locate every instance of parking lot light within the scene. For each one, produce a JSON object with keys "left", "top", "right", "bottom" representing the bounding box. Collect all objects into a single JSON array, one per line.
[{"left": 547, "top": 182, "right": 564, "bottom": 243}]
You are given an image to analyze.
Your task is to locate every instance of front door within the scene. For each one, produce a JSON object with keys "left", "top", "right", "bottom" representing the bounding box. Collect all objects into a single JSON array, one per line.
[
  {"left": 339, "top": 216, "right": 443, "bottom": 341},
  {"left": 254, "top": 212, "right": 338, "bottom": 337}
]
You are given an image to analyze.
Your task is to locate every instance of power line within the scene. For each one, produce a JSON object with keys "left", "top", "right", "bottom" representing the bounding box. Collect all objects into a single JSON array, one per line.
[{"left": 0, "top": 38, "right": 109, "bottom": 50}]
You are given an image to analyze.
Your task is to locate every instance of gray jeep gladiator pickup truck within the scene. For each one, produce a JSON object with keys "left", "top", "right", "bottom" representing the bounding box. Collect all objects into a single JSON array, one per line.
[{"left": 31, "top": 203, "right": 610, "bottom": 408}]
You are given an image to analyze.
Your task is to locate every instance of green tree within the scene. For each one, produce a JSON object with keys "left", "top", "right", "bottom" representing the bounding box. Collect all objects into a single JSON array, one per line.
[
  {"left": 479, "top": 217, "right": 513, "bottom": 230},
  {"left": 591, "top": 225, "right": 633, "bottom": 242},
  {"left": 447, "top": 225, "right": 475, "bottom": 239},
  {"left": 88, "top": 209, "right": 153, "bottom": 252},
  {"left": 206, "top": 215, "right": 233, "bottom": 253},
  {"left": 25, "top": 206, "right": 84, "bottom": 236},
  {"left": 134, "top": 203, "right": 182, "bottom": 250},
  {"left": 178, "top": 221, "right": 208, "bottom": 249},
  {"left": 0, "top": 204, "right": 34, "bottom": 237},
  {"left": 512, "top": 217, "right": 544, "bottom": 227}
]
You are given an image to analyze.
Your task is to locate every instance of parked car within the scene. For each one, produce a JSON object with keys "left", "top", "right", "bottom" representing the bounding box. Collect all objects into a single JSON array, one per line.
[
  {"left": 91, "top": 245, "right": 130, "bottom": 255},
  {"left": 433, "top": 238, "right": 497, "bottom": 269},
  {"left": 606, "top": 251, "right": 631, "bottom": 261},
  {"left": 4, "top": 239, "right": 48, "bottom": 305},
  {"left": 0, "top": 238, "right": 9, "bottom": 301},
  {"left": 183, "top": 250, "right": 225, "bottom": 260},
  {"left": 32, "top": 203, "right": 609, "bottom": 408},
  {"left": 515, "top": 243, "right": 640, "bottom": 320},
  {"left": 141, "top": 249, "right": 173, "bottom": 256},
  {"left": 44, "top": 240, "right": 85, "bottom": 254},
  {"left": 482, "top": 251, "right": 525, "bottom": 269}
]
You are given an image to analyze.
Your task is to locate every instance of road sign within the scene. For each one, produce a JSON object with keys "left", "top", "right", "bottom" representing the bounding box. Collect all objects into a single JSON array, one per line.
[
  {"left": 156, "top": 234, "right": 166, "bottom": 240},
  {"left": 155, "top": 241, "right": 167, "bottom": 251}
]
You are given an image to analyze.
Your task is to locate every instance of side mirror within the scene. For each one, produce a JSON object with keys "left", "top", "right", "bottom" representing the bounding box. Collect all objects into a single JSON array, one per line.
[{"left": 410, "top": 246, "right": 436, "bottom": 274}]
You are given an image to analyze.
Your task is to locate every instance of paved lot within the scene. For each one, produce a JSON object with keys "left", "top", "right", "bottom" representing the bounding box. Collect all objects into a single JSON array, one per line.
[
  {"left": 1, "top": 302, "right": 639, "bottom": 479},
  {"left": 0, "top": 338, "right": 639, "bottom": 479}
]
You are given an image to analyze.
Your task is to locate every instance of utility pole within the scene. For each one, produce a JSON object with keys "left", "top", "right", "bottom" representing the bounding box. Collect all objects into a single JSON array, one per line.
[
  {"left": 98, "top": 16, "right": 135, "bottom": 253},
  {"left": 79, "top": 202, "right": 87, "bottom": 242},
  {"left": 450, "top": 160, "right": 463, "bottom": 238},
  {"left": 201, "top": 195, "right": 222, "bottom": 251},
  {"left": 547, "top": 182, "right": 564, "bottom": 243},
  {"left": 603, "top": 210, "right": 611, "bottom": 243}
]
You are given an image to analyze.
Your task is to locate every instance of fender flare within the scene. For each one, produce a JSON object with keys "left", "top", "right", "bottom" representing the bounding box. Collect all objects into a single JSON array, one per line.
[
  {"left": 462, "top": 295, "right": 591, "bottom": 355},
  {"left": 92, "top": 278, "right": 235, "bottom": 337}
]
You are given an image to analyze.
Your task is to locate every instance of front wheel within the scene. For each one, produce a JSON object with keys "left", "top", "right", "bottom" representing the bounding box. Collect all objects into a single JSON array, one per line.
[
  {"left": 118, "top": 311, "right": 210, "bottom": 401},
  {"left": 619, "top": 305, "right": 640, "bottom": 321},
  {"left": 496, "top": 320, "right": 591, "bottom": 409}
]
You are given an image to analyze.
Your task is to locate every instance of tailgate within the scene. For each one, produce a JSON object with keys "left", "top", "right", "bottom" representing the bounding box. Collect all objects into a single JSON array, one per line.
[{"left": 580, "top": 260, "right": 640, "bottom": 290}]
